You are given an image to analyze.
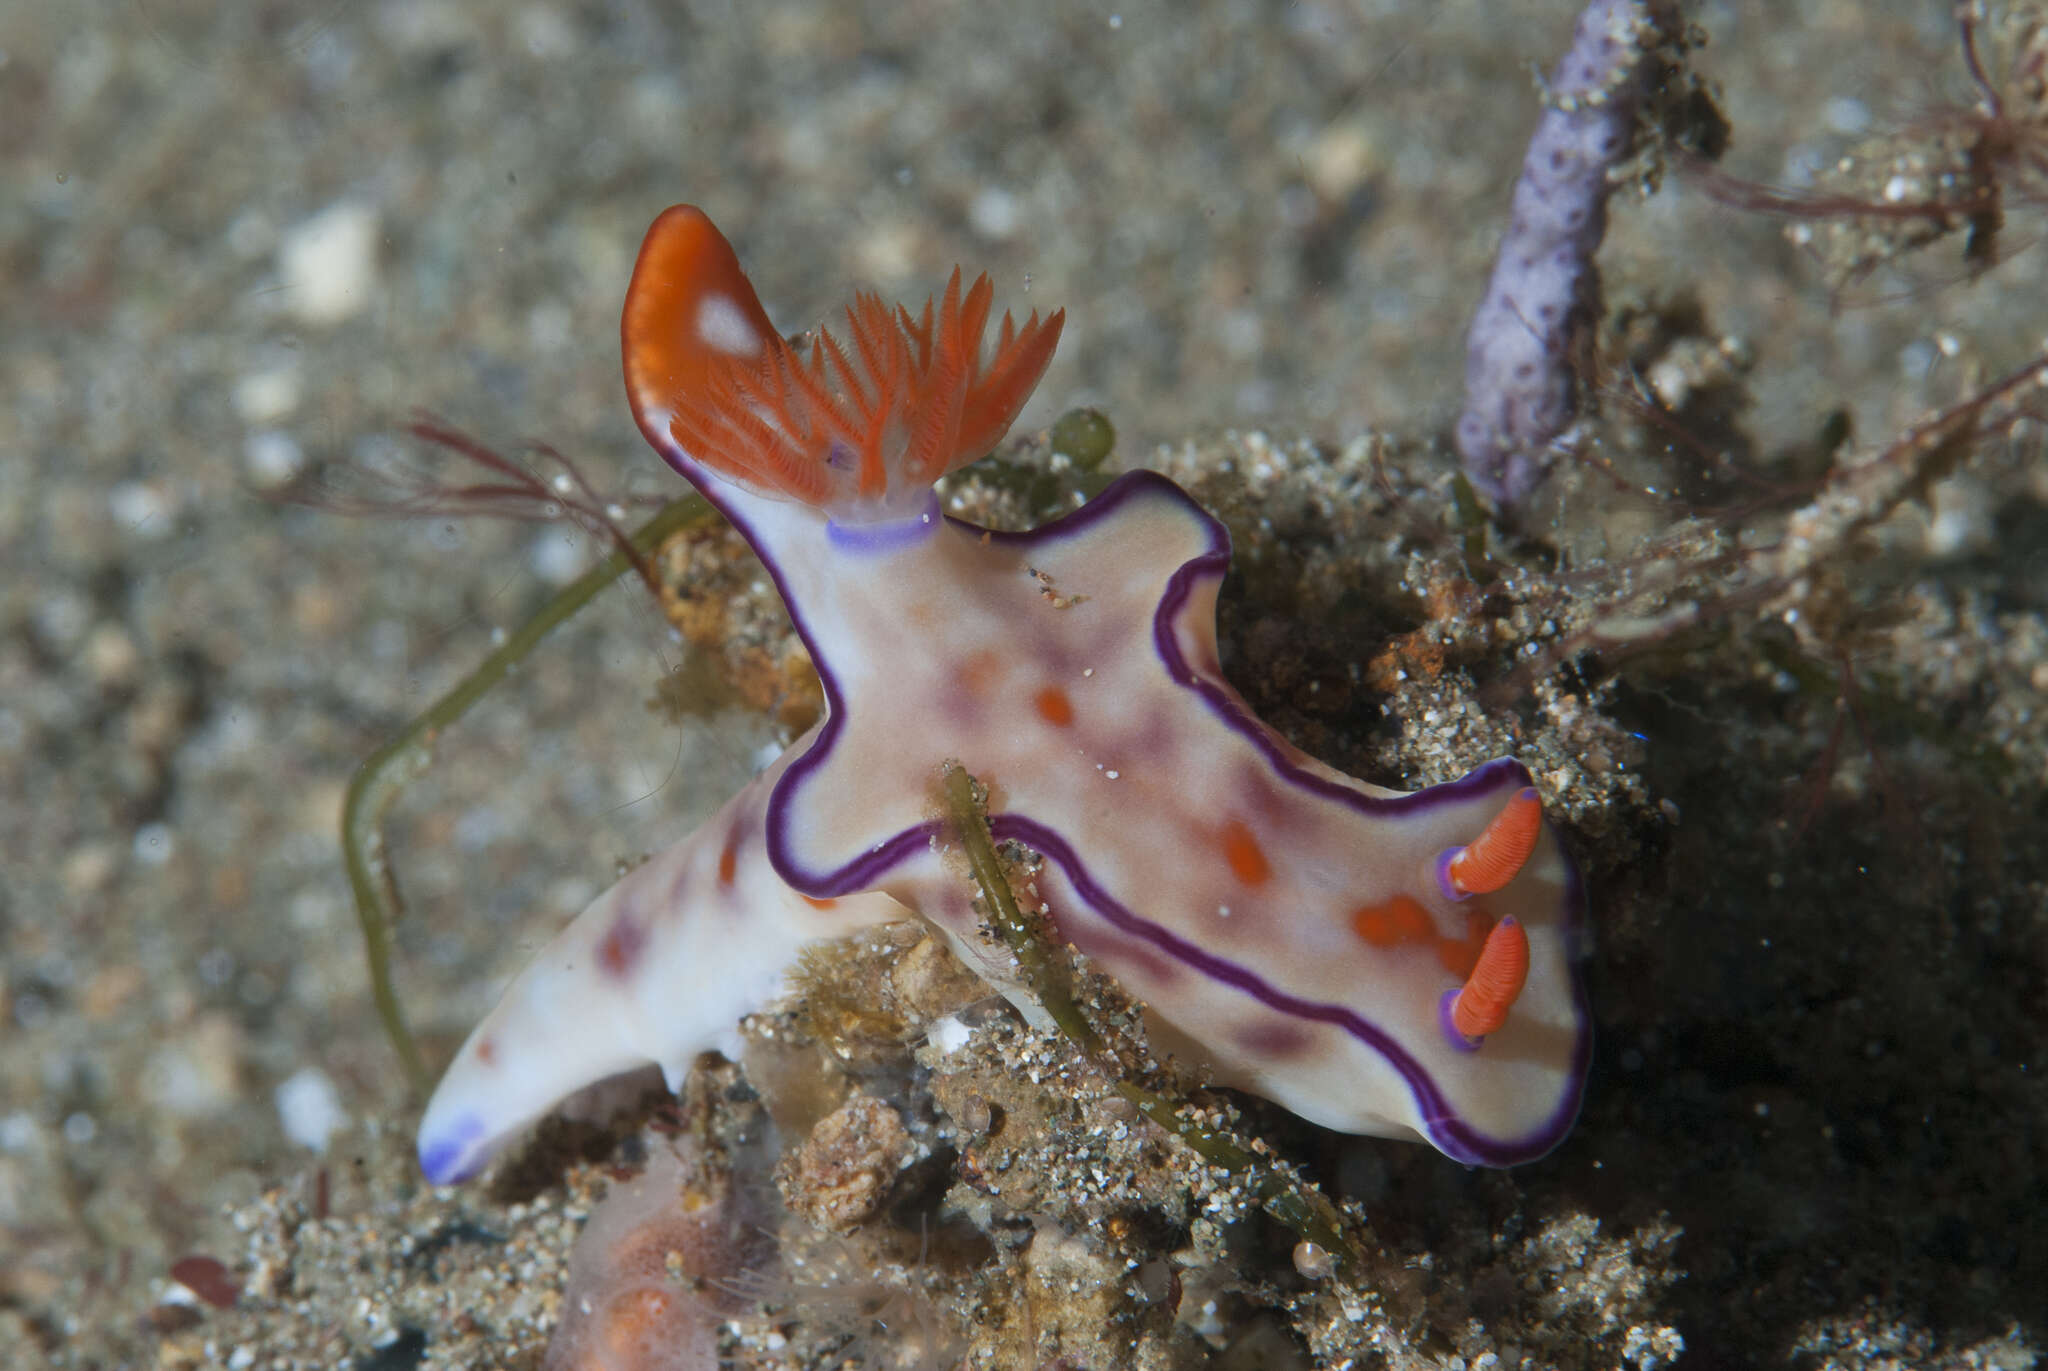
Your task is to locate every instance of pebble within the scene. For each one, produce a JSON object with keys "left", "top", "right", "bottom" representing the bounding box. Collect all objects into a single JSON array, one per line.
[
  {"left": 781, "top": 1095, "right": 914, "bottom": 1231},
  {"left": 60, "top": 841, "right": 119, "bottom": 896},
  {"left": 0, "top": 1157, "right": 27, "bottom": 1227},
  {"left": 968, "top": 186, "right": 1020, "bottom": 241},
  {"left": 82, "top": 622, "right": 139, "bottom": 687},
  {"left": 142, "top": 1014, "right": 244, "bottom": 1119},
  {"left": 131, "top": 820, "right": 175, "bottom": 866},
  {"left": 279, "top": 200, "right": 381, "bottom": 326},
  {"left": 1923, "top": 475, "right": 1994, "bottom": 560},
  {"left": 82, "top": 965, "right": 145, "bottom": 1021},
  {"left": 926, "top": 1014, "right": 973, "bottom": 1054},
  {"left": 106, "top": 479, "right": 178, "bottom": 540},
  {"left": 40, "top": 485, "right": 110, "bottom": 570},
  {"left": 525, "top": 528, "right": 588, "bottom": 585},
  {"left": 232, "top": 366, "right": 303, "bottom": 424},
  {"left": 1301, "top": 117, "right": 1378, "bottom": 202},
  {"left": 275, "top": 1067, "right": 349, "bottom": 1153},
  {"left": 288, "top": 580, "right": 341, "bottom": 633},
  {"left": 31, "top": 586, "right": 91, "bottom": 652},
  {"left": 293, "top": 780, "right": 348, "bottom": 839}
]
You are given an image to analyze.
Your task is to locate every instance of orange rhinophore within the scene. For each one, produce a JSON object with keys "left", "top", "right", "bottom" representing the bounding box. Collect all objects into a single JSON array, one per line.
[
  {"left": 1442, "top": 786, "right": 1544, "bottom": 898},
  {"left": 622, "top": 205, "right": 1063, "bottom": 523},
  {"left": 1446, "top": 916, "right": 1531, "bottom": 1042}
]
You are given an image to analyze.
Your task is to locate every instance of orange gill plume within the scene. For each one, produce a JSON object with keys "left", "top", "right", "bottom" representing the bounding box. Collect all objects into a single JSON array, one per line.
[{"left": 623, "top": 205, "right": 1064, "bottom": 523}]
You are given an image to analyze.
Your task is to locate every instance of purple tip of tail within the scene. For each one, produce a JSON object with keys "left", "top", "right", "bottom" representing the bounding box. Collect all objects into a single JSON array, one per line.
[
  {"left": 418, "top": 1113, "right": 487, "bottom": 1185},
  {"left": 1439, "top": 988, "right": 1484, "bottom": 1054}
]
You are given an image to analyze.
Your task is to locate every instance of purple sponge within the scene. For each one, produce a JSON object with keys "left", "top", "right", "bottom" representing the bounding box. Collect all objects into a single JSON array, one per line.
[{"left": 1456, "top": 0, "right": 1669, "bottom": 507}]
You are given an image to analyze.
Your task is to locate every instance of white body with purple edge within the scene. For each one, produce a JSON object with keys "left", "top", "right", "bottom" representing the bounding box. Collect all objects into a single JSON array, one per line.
[{"left": 416, "top": 207, "right": 1590, "bottom": 1185}]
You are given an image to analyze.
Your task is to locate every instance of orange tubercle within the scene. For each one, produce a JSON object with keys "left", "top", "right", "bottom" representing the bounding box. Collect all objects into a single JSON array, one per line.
[
  {"left": 622, "top": 205, "right": 1064, "bottom": 521},
  {"left": 1034, "top": 685, "right": 1075, "bottom": 727},
  {"left": 1444, "top": 787, "right": 1544, "bottom": 897},
  {"left": 1448, "top": 916, "right": 1531, "bottom": 1041}
]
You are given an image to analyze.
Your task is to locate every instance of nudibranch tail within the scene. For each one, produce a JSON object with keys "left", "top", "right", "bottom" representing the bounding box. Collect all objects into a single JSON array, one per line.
[
  {"left": 622, "top": 204, "right": 1063, "bottom": 524},
  {"left": 1439, "top": 785, "right": 1545, "bottom": 899},
  {"left": 415, "top": 747, "right": 909, "bottom": 1185}
]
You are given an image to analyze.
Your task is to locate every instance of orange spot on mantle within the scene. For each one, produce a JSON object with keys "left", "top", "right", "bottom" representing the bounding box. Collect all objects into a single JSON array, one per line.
[
  {"left": 1350, "top": 895, "right": 1434, "bottom": 947},
  {"left": 1034, "top": 686, "right": 1075, "bottom": 727},
  {"left": 597, "top": 917, "right": 646, "bottom": 979},
  {"left": 1350, "top": 897, "right": 1497, "bottom": 982},
  {"left": 958, "top": 649, "right": 1004, "bottom": 699},
  {"left": 717, "top": 842, "right": 738, "bottom": 886},
  {"left": 1221, "top": 819, "right": 1270, "bottom": 886},
  {"left": 799, "top": 895, "right": 838, "bottom": 910}
]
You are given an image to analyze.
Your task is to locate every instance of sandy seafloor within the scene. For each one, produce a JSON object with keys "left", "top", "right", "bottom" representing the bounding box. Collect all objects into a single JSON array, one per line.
[{"left": 4, "top": 0, "right": 2046, "bottom": 1366}]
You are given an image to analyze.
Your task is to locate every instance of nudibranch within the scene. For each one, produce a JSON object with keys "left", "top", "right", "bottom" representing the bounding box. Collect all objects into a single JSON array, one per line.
[{"left": 417, "top": 206, "right": 1589, "bottom": 1185}]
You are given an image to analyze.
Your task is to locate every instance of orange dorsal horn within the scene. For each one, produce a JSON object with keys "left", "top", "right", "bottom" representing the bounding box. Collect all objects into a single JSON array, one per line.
[
  {"left": 622, "top": 206, "right": 839, "bottom": 505},
  {"left": 1438, "top": 787, "right": 1544, "bottom": 899},
  {"left": 1441, "top": 916, "right": 1531, "bottom": 1046},
  {"left": 623, "top": 205, "right": 776, "bottom": 429}
]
